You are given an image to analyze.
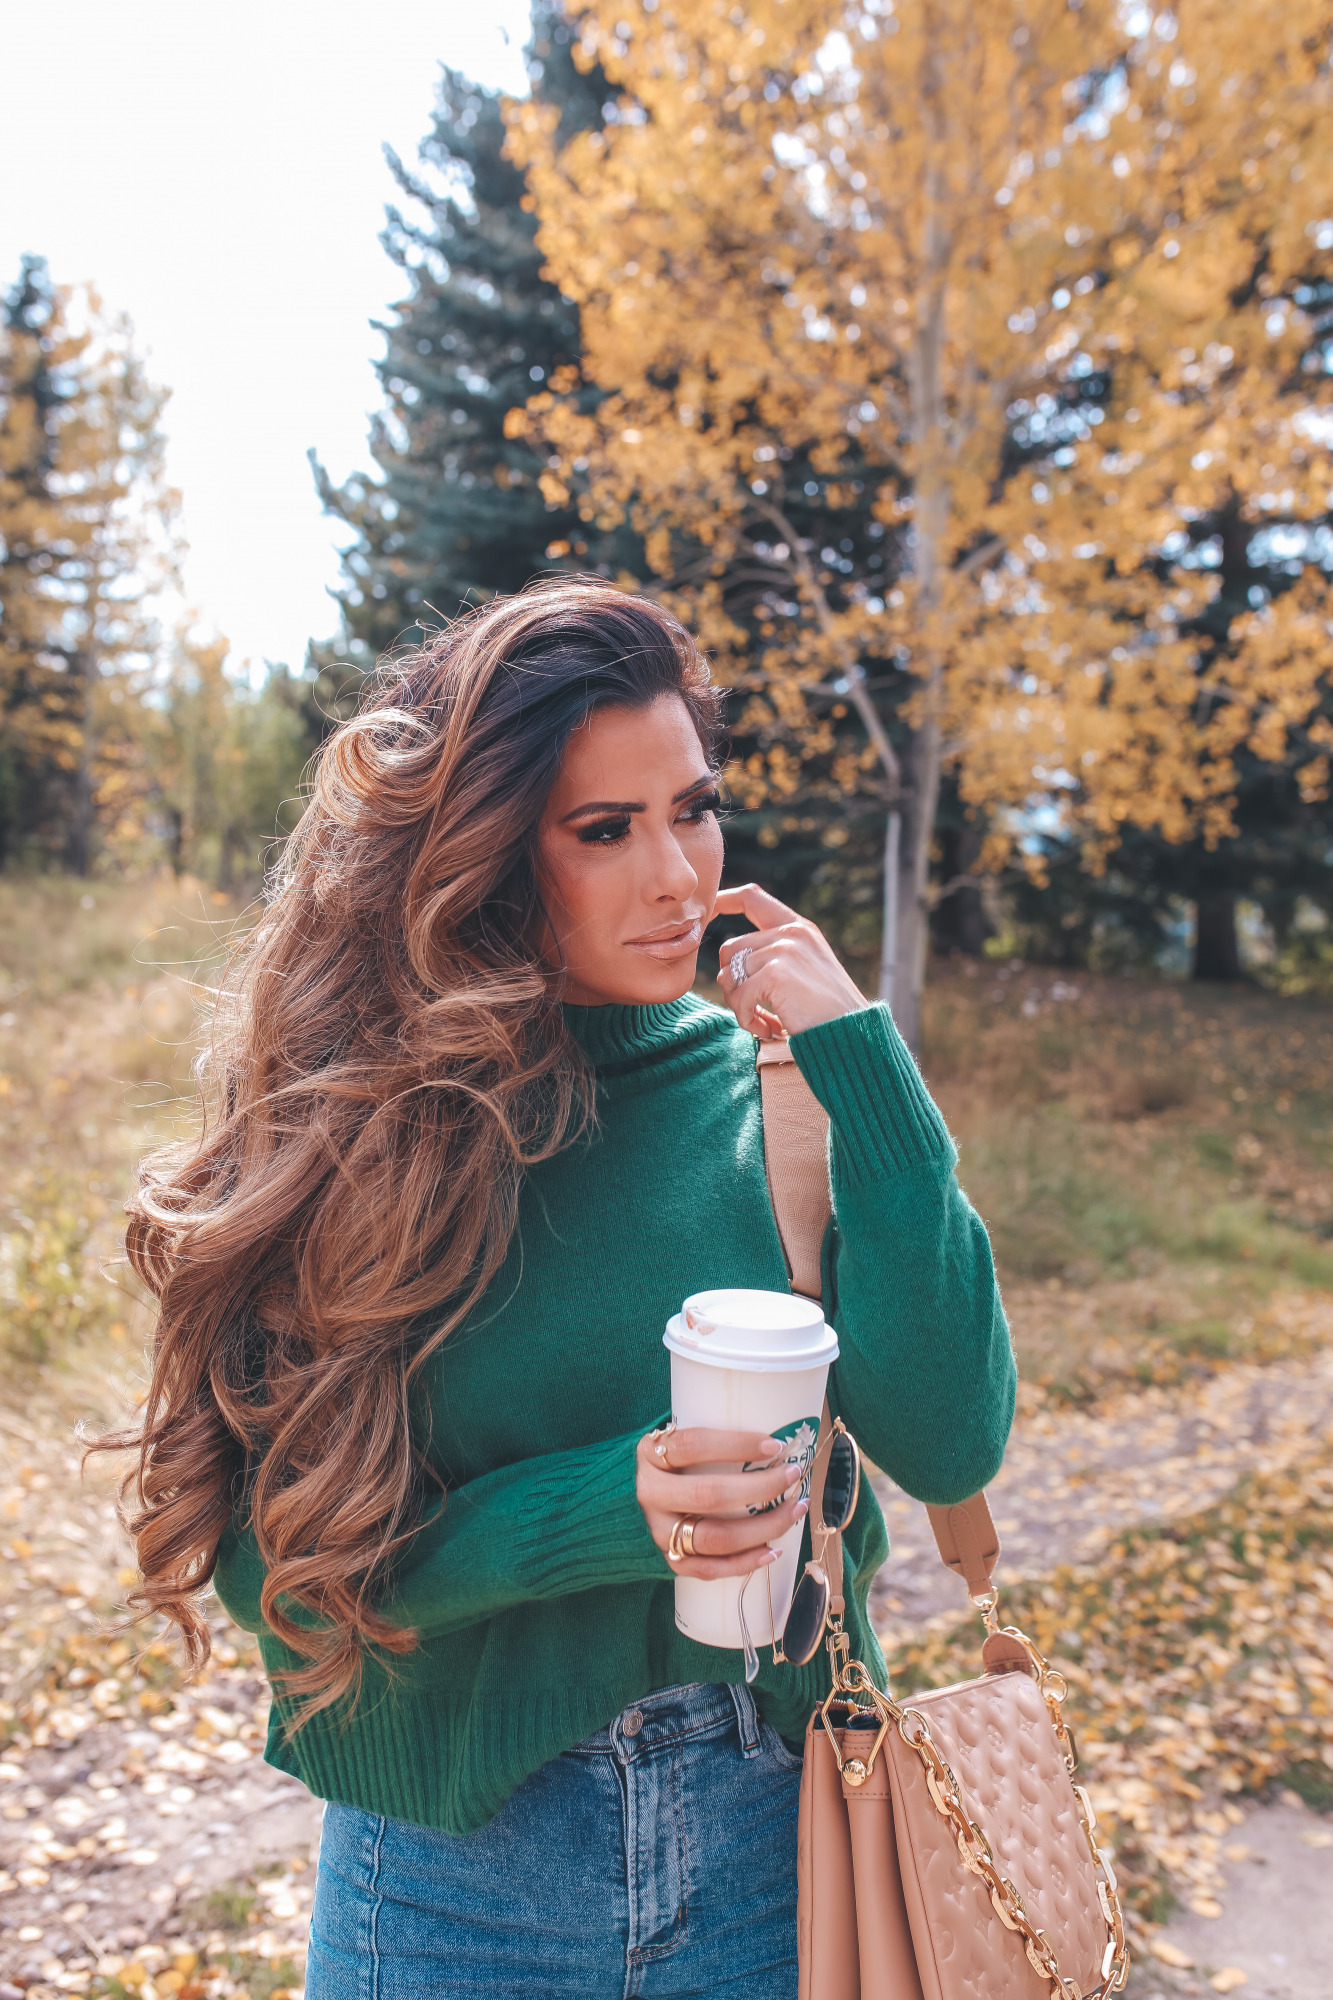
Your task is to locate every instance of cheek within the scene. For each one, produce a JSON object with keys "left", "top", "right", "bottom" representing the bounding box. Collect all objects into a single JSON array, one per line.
[
  {"left": 697, "top": 818, "right": 725, "bottom": 885},
  {"left": 539, "top": 842, "right": 627, "bottom": 938}
]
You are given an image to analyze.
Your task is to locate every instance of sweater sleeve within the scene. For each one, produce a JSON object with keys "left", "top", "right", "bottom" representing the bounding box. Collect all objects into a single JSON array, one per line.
[
  {"left": 212, "top": 1424, "right": 673, "bottom": 1644},
  {"left": 789, "top": 1003, "right": 1016, "bottom": 1507}
]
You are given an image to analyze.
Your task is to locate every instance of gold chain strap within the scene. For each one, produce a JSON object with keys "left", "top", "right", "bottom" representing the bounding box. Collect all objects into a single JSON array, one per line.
[{"left": 818, "top": 1606, "right": 1130, "bottom": 1999}]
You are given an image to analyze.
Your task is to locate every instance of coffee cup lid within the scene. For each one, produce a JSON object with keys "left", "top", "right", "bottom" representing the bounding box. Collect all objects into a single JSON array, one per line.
[{"left": 663, "top": 1287, "right": 839, "bottom": 1372}]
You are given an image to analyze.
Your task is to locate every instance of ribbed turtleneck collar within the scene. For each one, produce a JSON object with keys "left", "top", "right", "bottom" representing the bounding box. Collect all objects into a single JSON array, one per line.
[{"left": 561, "top": 994, "right": 720, "bottom": 1073}]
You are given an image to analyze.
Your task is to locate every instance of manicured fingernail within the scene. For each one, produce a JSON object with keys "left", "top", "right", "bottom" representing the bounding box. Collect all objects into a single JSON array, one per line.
[
  {"left": 795, "top": 1499, "right": 809, "bottom": 1518},
  {"left": 761, "top": 1439, "right": 782, "bottom": 1454},
  {"left": 760, "top": 1549, "right": 777, "bottom": 1563}
]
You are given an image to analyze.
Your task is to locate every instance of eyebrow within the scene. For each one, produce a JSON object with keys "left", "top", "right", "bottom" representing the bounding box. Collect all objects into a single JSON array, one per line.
[{"left": 559, "top": 774, "right": 718, "bottom": 823}]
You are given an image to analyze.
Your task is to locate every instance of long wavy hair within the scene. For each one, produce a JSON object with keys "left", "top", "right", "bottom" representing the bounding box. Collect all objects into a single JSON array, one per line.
[{"left": 107, "top": 579, "right": 723, "bottom": 1725}]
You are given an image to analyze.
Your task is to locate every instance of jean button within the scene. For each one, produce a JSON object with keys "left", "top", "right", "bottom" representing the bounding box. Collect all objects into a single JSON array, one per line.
[{"left": 622, "top": 1708, "right": 644, "bottom": 1737}]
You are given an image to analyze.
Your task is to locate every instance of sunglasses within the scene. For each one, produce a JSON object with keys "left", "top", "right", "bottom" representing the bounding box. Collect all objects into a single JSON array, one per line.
[{"left": 738, "top": 1419, "right": 862, "bottom": 1683}]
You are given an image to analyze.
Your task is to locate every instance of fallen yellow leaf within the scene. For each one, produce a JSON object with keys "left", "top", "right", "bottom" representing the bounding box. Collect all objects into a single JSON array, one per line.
[
  {"left": 1300, "top": 1829, "right": 1333, "bottom": 1847},
  {"left": 1210, "top": 1972, "right": 1248, "bottom": 1994},
  {"left": 1188, "top": 1896, "right": 1223, "bottom": 1919},
  {"left": 1150, "top": 1939, "right": 1194, "bottom": 1968},
  {"left": 1222, "top": 1844, "right": 1252, "bottom": 1861},
  {"left": 9, "top": 1538, "right": 32, "bottom": 1559}
]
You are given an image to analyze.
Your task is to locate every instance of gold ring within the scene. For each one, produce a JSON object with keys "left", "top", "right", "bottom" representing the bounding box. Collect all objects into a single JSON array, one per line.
[
  {"left": 667, "top": 1516, "right": 687, "bottom": 1564},
  {"left": 679, "top": 1517, "right": 697, "bottom": 1558},
  {"left": 651, "top": 1421, "right": 677, "bottom": 1469}
]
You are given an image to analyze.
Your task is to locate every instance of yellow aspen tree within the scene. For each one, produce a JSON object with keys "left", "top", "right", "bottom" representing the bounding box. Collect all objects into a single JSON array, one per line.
[{"left": 507, "top": 0, "right": 1333, "bottom": 1046}]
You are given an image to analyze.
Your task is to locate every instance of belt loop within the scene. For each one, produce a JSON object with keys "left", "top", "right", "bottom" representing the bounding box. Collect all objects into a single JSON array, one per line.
[{"left": 729, "top": 1682, "right": 762, "bottom": 1758}]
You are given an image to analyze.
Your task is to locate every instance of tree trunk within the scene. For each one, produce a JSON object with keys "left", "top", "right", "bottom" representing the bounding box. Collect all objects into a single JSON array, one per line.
[
  {"left": 895, "top": 204, "right": 950, "bottom": 1052},
  {"left": 1193, "top": 892, "right": 1243, "bottom": 981},
  {"left": 877, "top": 809, "right": 901, "bottom": 1013},
  {"left": 166, "top": 805, "right": 186, "bottom": 875},
  {"left": 931, "top": 820, "right": 991, "bottom": 957},
  {"left": 65, "top": 739, "right": 95, "bottom": 877},
  {"left": 889, "top": 722, "right": 944, "bottom": 1053}
]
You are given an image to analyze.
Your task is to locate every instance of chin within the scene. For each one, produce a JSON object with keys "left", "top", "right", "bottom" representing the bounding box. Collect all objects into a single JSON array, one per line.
[{"left": 582, "top": 953, "right": 699, "bottom": 1006}]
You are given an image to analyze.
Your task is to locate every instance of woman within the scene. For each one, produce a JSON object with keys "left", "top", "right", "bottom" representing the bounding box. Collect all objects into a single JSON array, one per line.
[{"left": 119, "top": 579, "right": 1015, "bottom": 1998}]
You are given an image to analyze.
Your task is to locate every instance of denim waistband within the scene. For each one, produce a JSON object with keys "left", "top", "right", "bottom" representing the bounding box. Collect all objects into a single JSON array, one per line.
[{"left": 566, "top": 1681, "right": 763, "bottom": 1765}]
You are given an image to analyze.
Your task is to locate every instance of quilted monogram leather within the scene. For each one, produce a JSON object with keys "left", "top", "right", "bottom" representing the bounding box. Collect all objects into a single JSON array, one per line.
[
  {"left": 797, "top": 1671, "right": 1109, "bottom": 2000},
  {"left": 887, "top": 1669, "right": 1106, "bottom": 2000}
]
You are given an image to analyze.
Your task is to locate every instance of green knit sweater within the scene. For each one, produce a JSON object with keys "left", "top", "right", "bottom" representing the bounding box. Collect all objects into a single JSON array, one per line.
[{"left": 213, "top": 998, "right": 1016, "bottom": 1835}]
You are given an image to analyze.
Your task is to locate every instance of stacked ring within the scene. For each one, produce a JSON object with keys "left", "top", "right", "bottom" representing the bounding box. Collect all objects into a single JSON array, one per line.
[
  {"left": 729, "top": 945, "right": 753, "bottom": 986},
  {"left": 666, "top": 1517, "right": 698, "bottom": 1563}
]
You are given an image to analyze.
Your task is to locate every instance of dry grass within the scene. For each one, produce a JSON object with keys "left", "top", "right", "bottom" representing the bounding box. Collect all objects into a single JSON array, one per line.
[
  {"left": 6, "top": 884, "right": 1330, "bottom": 1415},
  {"left": 0, "top": 874, "right": 241, "bottom": 1393},
  {"left": 919, "top": 961, "right": 1333, "bottom": 1402}
]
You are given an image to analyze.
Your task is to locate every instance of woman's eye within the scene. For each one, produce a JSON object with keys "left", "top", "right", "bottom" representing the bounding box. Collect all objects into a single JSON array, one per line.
[
  {"left": 680, "top": 789, "right": 723, "bottom": 823},
  {"left": 578, "top": 817, "right": 632, "bottom": 846}
]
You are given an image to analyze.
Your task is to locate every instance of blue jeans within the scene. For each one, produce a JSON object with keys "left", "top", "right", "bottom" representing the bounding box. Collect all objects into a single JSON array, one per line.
[{"left": 305, "top": 1681, "right": 804, "bottom": 1999}]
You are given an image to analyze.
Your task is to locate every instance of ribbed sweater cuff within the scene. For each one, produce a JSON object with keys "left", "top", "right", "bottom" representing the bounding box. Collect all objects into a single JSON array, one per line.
[
  {"left": 789, "top": 1003, "right": 954, "bottom": 1183},
  {"left": 511, "top": 1428, "right": 673, "bottom": 1598},
  {"left": 393, "top": 1427, "right": 673, "bottom": 1639}
]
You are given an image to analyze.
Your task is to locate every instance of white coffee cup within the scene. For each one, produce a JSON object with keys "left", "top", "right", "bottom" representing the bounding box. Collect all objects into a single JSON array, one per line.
[{"left": 663, "top": 1287, "right": 838, "bottom": 1654}]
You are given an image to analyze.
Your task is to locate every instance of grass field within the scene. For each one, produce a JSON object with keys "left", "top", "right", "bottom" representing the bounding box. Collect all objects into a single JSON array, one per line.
[
  {"left": 921, "top": 957, "right": 1333, "bottom": 1399},
  {"left": 3, "top": 872, "right": 1332, "bottom": 1412}
]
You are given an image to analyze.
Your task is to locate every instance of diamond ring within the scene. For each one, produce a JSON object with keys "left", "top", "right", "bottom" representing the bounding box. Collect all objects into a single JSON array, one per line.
[{"left": 730, "top": 945, "right": 754, "bottom": 986}]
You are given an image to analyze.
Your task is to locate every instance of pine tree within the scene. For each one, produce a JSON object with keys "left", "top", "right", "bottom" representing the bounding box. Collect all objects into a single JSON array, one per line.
[
  {"left": 310, "top": 6, "right": 627, "bottom": 674},
  {"left": 0, "top": 256, "right": 88, "bottom": 864},
  {"left": 0, "top": 257, "right": 176, "bottom": 870}
]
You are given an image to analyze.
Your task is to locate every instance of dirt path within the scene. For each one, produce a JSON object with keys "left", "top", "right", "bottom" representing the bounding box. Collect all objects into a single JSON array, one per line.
[
  {"left": 868, "top": 1345, "right": 1333, "bottom": 1634},
  {"left": 4, "top": 1348, "right": 1332, "bottom": 1995},
  {"left": 0, "top": 1400, "right": 322, "bottom": 1995},
  {"left": 1140, "top": 1795, "right": 1333, "bottom": 2000}
]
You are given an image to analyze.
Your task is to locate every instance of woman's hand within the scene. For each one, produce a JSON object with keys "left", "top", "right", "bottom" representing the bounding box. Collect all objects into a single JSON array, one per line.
[
  {"left": 713, "top": 883, "right": 867, "bottom": 1039},
  {"left": 635, "top": 1426, "right": 809, "bottom": 1579}
]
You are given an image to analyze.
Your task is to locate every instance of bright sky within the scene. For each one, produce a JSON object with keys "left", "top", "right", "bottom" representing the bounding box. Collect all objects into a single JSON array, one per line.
[{"left": 0, "top": 1, "right": 533, "bottom": 676}]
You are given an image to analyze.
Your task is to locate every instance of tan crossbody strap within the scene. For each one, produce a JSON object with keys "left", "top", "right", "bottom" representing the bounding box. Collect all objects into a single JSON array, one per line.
[
  {"left": 755, "top": 1037, "right": 1001, "bottom": 1607},
  {"left": 756, "top": 1038, "right": 831, "bottom": 1303}
]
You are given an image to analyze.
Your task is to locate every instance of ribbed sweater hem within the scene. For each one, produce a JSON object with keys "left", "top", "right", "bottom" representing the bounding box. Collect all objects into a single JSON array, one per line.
[{"left": 264, "top": 1671, "right": 637, "bottom": 1836}]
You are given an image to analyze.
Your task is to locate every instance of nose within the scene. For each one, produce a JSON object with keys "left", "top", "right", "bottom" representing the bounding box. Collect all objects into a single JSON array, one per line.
[{"left": 646, "top": 821, "right": 700, "bottom": 903}]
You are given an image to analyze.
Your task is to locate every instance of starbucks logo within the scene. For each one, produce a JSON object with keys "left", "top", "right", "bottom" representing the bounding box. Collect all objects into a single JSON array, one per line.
[{"left": 742, "top": 1417, "right": 820, "bottom": 1517}]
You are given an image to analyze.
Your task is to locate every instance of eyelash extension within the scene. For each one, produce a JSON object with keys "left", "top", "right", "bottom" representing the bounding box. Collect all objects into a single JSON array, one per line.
[
  {"left": 577, "top": 816, "right": 633, "bottom": 846},
  {"left": 575, "top": 789, "right": 726, "bottom": 847}
]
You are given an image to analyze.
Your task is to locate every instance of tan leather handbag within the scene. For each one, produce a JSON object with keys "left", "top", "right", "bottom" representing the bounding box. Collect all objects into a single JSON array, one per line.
[{"left": 756, "top": 1039, "right": 1130, "bottom": 2000}]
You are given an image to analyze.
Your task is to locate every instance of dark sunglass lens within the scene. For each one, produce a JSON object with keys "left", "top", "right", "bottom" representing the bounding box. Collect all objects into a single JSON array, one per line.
[
  {"left": 781, "top": 1570, "right": 830, "bottom": 1666},
  {"left": 821, "top": 1433, "right": 859, "bottom": 1530}
]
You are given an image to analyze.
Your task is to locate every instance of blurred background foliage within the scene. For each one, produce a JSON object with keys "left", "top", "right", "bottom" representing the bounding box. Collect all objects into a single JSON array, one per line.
[{"left": 1, "top": 0, "right": 1331, "bottom": 1004}]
